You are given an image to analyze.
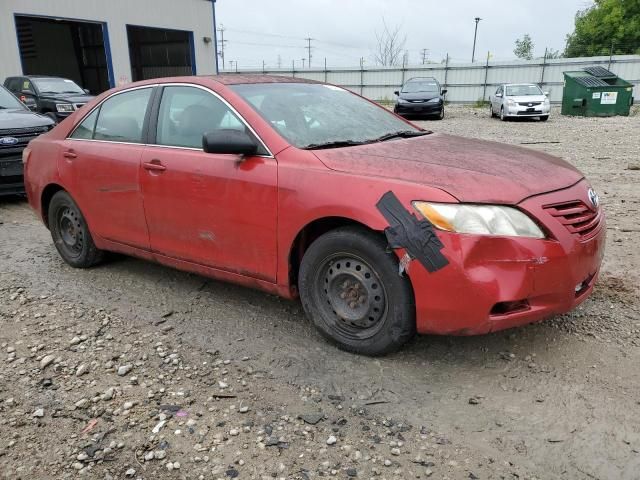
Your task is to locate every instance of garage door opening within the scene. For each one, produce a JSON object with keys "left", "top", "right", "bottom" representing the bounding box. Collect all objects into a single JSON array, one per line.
[
  {"left": 127, "top": 25, "right": 195, "bottom": 82},
  {"left": 14, "top": 15, "right": 112, "bottom": 94}
]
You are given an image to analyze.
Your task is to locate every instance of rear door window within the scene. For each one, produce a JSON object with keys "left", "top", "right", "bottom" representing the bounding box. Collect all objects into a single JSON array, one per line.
[
  {"left": 93, "top": 88, "right": 152, "bottom": 143},
  {"left": 69, "top": 109, "right": 99, "bottom": 140}
]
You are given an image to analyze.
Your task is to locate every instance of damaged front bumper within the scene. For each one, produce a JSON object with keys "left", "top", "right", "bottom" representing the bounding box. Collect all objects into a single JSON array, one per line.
[{"left": 406, "top": 180, "right": 606, "bottom": 335}]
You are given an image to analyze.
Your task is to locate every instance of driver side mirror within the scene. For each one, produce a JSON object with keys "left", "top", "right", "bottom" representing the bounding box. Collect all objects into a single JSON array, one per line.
[
  {"left": 203, "top": 129, "right": 258, "bottom": 156},
  {"left": 543, "top": 91, "right": 549, "bottom": 96},
  {"left": 394, "top": 90, "right": 399, "bottom": 96},
  {"left": 496, "top": 93, "right": 503, "bottom": 98},
  {"left": 441, "top": 89, "right": 448, "bottom": 95},
  {"left": 83, "top": 88, "right": 90, "bottom": 94}
]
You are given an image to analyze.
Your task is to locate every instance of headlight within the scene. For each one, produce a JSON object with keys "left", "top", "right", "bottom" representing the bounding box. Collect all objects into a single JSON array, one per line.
[
  {"left": 397, "top": 98, "right": 409, "bottom": 104},
  {"left": 412, "top": 202, "right": 546, "bottom": 238},
  {"left": 506, "top": 98, "right": 516, "bottom": 105},
  {"left": 427, "top": 97, "right": 441, "bottom": 103},
  {"left": 55, "top": 103, "right": 74, "bottom": 113}
]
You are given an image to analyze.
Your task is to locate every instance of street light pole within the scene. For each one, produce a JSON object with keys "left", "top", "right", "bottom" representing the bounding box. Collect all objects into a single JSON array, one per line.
[{"left": 472, "top": 17, "right": 481, "bottom": 63}]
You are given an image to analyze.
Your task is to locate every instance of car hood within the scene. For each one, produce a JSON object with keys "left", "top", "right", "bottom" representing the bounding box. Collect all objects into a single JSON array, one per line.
[
  {"left": 507, "top": 95, "right": 547, "bottom": 103},
  {"left": 312, "top": 133, "right": 583, "bottom": 204},
  {"left": 40, "top": 93, "right": 94, "bottom": 103},
  {"left": 398, "top": 91, "right": 440, "bottom": 101},
  {"left": 0, "top": 108, "right": 54, "bottom": 130}
]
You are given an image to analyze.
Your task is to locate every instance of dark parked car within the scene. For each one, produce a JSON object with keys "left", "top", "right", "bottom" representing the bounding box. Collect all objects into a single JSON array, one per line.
[
  {"left": 0, "top": 85, "right": 54, "bottom": 196},
  {"left": 393, "top": 77, "right": 447, "bottom": 119},
  {"left": 4, "top": 76, "right": 94, "bottom": 123}
]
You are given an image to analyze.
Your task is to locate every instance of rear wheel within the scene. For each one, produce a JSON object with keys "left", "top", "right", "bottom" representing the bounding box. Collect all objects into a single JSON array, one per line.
[
  {"left": 299, "top": 227, "right": 415, "bottom": 356},
  {"left": 490, "top": 104, "right": 496, "bottom": 117},
  {"left": 48, "top": 191, "right": 103, "bottom": 268},
  {"left": 500, "top": 106, "right": 507, "bottom": 121}
]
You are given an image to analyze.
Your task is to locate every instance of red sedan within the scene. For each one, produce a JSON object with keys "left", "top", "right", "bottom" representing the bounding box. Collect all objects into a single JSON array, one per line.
[{"left": 23, "top": 76, "right": 605, "bottom": 355}]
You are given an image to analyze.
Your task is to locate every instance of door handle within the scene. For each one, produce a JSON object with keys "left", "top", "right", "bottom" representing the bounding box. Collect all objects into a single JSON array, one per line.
[
  {"left": 62, "top": 150, "right": 77, "bottom": 159},
  {"left": 143, "top": 160, "right": 166, "bottom": 172}
]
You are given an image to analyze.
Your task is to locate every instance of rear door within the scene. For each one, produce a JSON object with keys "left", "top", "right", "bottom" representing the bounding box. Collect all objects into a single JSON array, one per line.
[
  {"left": 139, "top": 84, "right": 278, "bottom": 281},
  {"left": 60, "top": 86, "right": 154, "bottom": 249}
]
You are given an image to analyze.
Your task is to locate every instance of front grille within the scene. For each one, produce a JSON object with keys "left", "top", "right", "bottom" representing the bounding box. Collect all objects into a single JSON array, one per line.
[
  {"left": 518, "top": 101, "right": 542, "bottom": 107},
  {"left": 516, "top": 110, "right": 542, "bottom": 115},
  {"left": 408, "top": 99, "right": 425, "bottom": 103},
  {"left": 0, "top": 126, "right": 49, "bottom": 135},
  {"left": 543, "top": 200, "right": 602, "bottom": 240},
  {"left": 0, "top": 128, "right": 43, "bottom": 160}
]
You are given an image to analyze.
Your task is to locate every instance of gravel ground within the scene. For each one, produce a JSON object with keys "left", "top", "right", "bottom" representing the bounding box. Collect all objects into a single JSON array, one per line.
[{"left": 0, "top": 105, "right": 639, "bottom": 480}]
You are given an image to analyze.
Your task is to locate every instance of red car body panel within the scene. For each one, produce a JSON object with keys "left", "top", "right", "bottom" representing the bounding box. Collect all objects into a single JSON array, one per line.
[{"left": 23, "top": 75, "right": 606, "bottom": 336}]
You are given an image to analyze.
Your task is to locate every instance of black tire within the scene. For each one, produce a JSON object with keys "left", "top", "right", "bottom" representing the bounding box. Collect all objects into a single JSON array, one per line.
[
  {"left": 298, "top": 226, "right": 415, "bottom": 356},
  {"left": 435, "top": 106, "right": 445, "bottom": 120},
  {"left": 490, "top": 104, "right": 496, "bottom": 118},
  {"left": 539, "top": 115, "right": 549, "bottom": 122},
  {"left": 48, "top": 191, "right": 103, "bottom": 268},
  {"left": 500, "top": 106, "right": 507, "bottom": 121}
]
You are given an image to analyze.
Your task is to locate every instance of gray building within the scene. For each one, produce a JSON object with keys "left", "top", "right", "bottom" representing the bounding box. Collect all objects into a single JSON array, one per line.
[{"left": 0, "top": 0, "right": 218, "bottom": 94}]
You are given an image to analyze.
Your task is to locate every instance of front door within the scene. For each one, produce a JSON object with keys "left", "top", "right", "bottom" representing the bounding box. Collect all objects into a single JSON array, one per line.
[
  {"left": 140, "top": 85, "right": 278, "bottom": 281},
  {"left": 61, "top": 86, "right": 154, "bottom": 249}
]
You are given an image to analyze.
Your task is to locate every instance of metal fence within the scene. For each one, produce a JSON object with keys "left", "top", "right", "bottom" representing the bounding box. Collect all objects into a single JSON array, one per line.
[{"left": 223, "top": 54, "right": 640, "bottom": 104}]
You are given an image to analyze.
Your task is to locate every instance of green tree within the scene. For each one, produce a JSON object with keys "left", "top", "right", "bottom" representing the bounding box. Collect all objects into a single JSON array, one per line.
[
  {"left": 565, "top": 0, "right": 640, "bottom": 57},
  {"left": 514, "top": 34, "right": 535, "bottom": 60}
]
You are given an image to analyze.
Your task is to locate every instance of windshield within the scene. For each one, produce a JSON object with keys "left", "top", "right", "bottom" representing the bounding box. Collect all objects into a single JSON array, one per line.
[
  {"left": 231, "top": 83, "right": 421, "bottom": 148},
  {"left": 32, "top": 78, "right": 85, "bottom": 94},
  {"left": 506, "top": 84, "right": 543, "bottom": 96},
  {"left": 0, "top": 86, "right": 25, "bottom": 110},
  {"left": 401, "top": 79, "right": 440, "bottom": 93}
]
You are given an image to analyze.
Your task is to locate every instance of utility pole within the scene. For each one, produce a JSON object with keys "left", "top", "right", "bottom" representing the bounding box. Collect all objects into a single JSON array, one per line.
[
  {"left": 472, "top": 17, "right": 481, "bottom": 62},
  {"left": 305, "top": 37, "right": 313, "bottom": 68},
  {"left": 301, "top": 58, "right": 306, "bottom": 69},
  {"left": 217, "top": 23, "right": 227, "bottom": 70},
  {"left": 420, "top": 48, "right": 429, "bottom": 64},
  {"left": 277, "top": 54, "right": 282, "bottom": 69}
]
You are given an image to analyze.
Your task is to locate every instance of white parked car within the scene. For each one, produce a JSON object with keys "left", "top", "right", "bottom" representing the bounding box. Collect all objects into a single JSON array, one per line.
[{"left": 489, "top": 83, "right": 550, "bottom": 121}]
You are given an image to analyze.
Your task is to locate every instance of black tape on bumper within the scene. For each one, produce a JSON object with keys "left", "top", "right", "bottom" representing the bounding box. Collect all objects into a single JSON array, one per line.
[{"left": 376, "top": 191, "right": 449, "bottom": 273}]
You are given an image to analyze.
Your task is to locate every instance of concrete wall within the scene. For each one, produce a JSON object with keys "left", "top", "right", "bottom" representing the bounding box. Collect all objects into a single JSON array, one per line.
[
  {"left": 0, "top": 0, "right": 217, "bottom": 88},
  {"left": 230, "top": 55, "right": 640, "bottom": 104}
]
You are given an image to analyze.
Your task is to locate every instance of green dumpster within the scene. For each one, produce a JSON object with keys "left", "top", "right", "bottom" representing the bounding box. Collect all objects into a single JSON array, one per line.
[{"left": 561, "top": 66, "right": 634, "bottom": 117}]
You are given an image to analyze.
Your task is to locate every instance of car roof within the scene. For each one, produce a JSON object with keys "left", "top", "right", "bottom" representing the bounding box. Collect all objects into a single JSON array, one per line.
[
  {"left": 206, "top": 74, "right": 319, "bottom": 85},
  {"left": 405, "top": 77, "right": 438, "bottom": 82}
]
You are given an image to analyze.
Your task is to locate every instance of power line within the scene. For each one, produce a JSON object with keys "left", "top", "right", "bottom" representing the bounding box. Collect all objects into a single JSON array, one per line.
[
  {"left": 420, "top": 48, "right": 430, "bottom": 64},
  {"left": 217, "top": 24, "right": 228, "bottom": 70},
  {"left": 305, "top": 37, "right": 313, "bottom": 68}
]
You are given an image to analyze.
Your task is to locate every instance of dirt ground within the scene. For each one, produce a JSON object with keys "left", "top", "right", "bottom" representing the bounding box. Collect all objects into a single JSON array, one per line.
[{"left": 0, "top": 106, "right": 639, "bottom": 480}]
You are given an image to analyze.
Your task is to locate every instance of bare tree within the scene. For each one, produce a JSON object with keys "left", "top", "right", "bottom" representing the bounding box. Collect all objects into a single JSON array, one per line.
[{"left": 373, "top": 20, "right": 407, "bottom": 66}]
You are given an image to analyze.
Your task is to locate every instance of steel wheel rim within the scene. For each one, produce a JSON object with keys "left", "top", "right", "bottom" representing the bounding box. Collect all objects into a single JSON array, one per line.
[
  {"left": 315, "top": 253, "right": 388, "bottom": 340},
  {"left": 57, "top": 207, "right": 84, "bottom": 256}
]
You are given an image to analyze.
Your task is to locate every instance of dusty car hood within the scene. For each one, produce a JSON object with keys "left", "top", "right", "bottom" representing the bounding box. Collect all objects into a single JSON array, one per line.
[
  {"left": 507, "top": 95, "right": 547, "bottom": 103},
  {"left": 312, "top": 133, "right": 583, "bottom": 204},
  {"left": 0, "top": 108, "right": 54, "bottom": 130}
]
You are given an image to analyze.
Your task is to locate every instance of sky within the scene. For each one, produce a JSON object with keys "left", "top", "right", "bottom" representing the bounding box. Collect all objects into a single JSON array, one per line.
[{"left": 215, "top": 0, "right": 593, "bottom": 70}]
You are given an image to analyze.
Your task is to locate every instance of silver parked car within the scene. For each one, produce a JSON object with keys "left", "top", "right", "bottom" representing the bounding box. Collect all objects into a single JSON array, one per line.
[{"left": 489, "top": 83, "right": 550, "bottom": 121}]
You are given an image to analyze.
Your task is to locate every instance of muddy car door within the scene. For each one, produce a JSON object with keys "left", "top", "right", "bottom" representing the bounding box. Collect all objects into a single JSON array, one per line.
[
  {"left": 139, "top": 84, "right": 278, "bottom": 281},
  {"left": 62, "top": 87, "right": 154, "bottom": 249}
]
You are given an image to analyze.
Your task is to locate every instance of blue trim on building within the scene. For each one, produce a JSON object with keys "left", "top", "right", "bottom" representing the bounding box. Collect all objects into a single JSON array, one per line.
[
  {"left": 188, "top": 31, "right": 197, "bottom": 75},
  {"left": 101, "top": 23, "right": 116, "bottom": 88}
]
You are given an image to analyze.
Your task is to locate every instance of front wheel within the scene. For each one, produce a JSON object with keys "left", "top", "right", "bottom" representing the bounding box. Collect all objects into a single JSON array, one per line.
[
  {"left": 48, "top": 191, "right": 103, "bottom": 268},
  {"left": 500, "top": 106, "right": 507, "bottom": 121},
  {"left": 436, "top": 106, "right": 445, "bottom": 120},
  {"left": 539, "top": 115, "right": 549, "bottom": 122},
  {"left": 298, "top": 227, "right": 415, "bottom": 356}
]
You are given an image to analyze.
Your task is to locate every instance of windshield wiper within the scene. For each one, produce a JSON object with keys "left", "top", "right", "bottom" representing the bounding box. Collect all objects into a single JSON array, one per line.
[
  {"left": 302, "top": 140, "right": 368, "bottom": 150},
  {"left": 373, "top": 130, "right": 430, "bottom": 142}
]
